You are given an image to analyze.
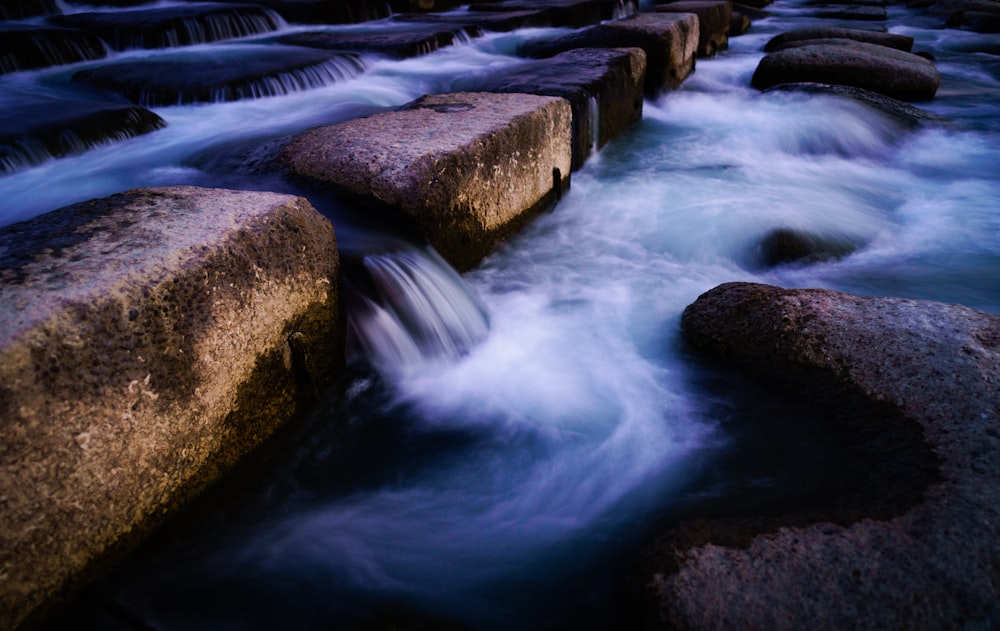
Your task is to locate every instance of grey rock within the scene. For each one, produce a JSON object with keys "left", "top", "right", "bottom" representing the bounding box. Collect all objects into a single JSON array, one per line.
[
  {"left": 642, "top": 282, "right": 1000, "bottom": 630},
  {"left": 0, "top": 186, "right": 343, "bottom": 630},
  {"left": 651, "top": 0, "right": 733, "bottom": 57},
  {"left": 764, "top": 26, "right": 914, "bottom": 52},
  {"left": 279, "top": 92, "right": 573, "bottom": 271}
]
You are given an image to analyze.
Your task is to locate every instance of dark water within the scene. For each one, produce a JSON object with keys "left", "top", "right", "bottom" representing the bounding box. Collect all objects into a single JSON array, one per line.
[{"left": 3, "top": 0, "right": 998, "bottom": 629}]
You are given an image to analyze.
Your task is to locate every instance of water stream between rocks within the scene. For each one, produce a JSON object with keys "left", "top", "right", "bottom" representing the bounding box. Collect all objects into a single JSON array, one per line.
[{"left": 3, "top": 0, "right": 999, "bottom": 629}]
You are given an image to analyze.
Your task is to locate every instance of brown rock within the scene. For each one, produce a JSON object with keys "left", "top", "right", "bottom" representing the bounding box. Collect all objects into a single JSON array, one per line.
[
  {"left": 642, "top": 282, "right": 1000, "bottom": 630},
  {"left": 279, "top": 92, "right": 573, "bottom": 271},
  {"left": 651, "top": 0, "right": 733, "bottom": 56},
  {"left": 0, "top": 186, "right": 344, "bottom": 629}
]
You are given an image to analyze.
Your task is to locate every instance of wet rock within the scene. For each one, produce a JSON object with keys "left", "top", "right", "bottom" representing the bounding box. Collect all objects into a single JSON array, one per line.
[
  {"left": 0, "top": 92, "right": 165, "bottom": 174},
  {"left": 72, "top": 44, "right": 367, "bottom": 106},
  {"left": 730, "top": 9, "right": 752, "bottom": 35},
  {"left": 198, "top": 0, "right": 392, "bottom": 25},
  {"left": 652, "top": 0, "right": 733, "bottom": 57},
  {"left": 391, "top": 9, "right": 553, "bottom": 31},
  {"left": 764, "top": 26, "right": 914, "bottom": 52},
  {"left": 279, "top": 92, "right": 573, "bottom": 271},
  {"left": 640, "top": 282, "right": 1000, "bottom": 630},
  {"left": 276, "top": 23, "right": 481, "bottom": 58},
  {"left": 468, "top": 0, "right": 604, "bottom": 28},
  {"left": 766, "top": 83, "right": 949, "bottom": 128},
  {"left": 49, "top": 3, "right": 283, "bottom": 50},
  {"left": 0, "top": 186, "right": 343, "bottom": 630},
  {"left": 811, "top": 3, "right": 887, "bottom": 19},
  {"left": 751, "top": 39, "right": 942, "bottom": 100},
  {"left": 948, "top": 8, "right": 1000, "bottom": 31},
  {"left": 0, "top": 0, "right": 57, "bottom": 19},
  {"left": 0, "top": 23, "right": 107, "bottom": 75},
  {"left": 750, "top": 228, "right": 857, "bottom": 267},
  {"left": 456, "top": 47, "right": 646, "bottom": 169},
  {"left": 520, "top": 12, "right": 701, "bottom": 96}
]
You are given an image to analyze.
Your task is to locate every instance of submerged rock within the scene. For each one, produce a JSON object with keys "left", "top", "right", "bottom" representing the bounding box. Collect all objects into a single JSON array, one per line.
[
  {"left": 640, "top": 282, "right": 1000, "bottom": 630},
  {"left": 750, "top": 227, "right": 857, "bottom": 267},
  {"left": 764, "top": 26, "right": 915, "bottom": 52},
  {"left": 456, "top": 47, "right": 646, "bottom": 169},
  {"left": 651, "top": 0, "right": 733, "bottom": 57},
  {"left": 811, "top": 3, "right": 887, "bottom": 19},
  {"left": 766, "top": 82, "right": 949, "bottom": 128},
  {"left": 520, "top": 12, "right": 701, "bottom": 96},
  {"left": 279, "top": 92, "right": 572, "bottom": 271},
  {"left": 0, "top": 186, "right": 343, "bottom": 630},
  {"left": 751, "top": 39, "right": 942, "bottom": 100},
  {"left": 0, "top": 24, "right": 107, "bottom": 75}
]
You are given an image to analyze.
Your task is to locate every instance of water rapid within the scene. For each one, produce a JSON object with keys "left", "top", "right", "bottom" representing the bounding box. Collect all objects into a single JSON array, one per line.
[{"left": 5, "top": 2, "right": 999, "bottom": 629}]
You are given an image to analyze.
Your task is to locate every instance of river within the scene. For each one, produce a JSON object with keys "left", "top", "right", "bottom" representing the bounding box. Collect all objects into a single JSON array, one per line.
[{"left": 3, "top": 0, "right": 998, "bottom": 629}]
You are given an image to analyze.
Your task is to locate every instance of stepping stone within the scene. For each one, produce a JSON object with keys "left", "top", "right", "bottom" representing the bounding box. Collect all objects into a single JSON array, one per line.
[
  {"left": 0, "top": 91, "right": 164, "bottom": 174},
  {"left": 751, "top": 39, "right": 941, "bottom": 100},
  {"left": 0, "top": 186, "right": 342, "bottom": 631},
  {"left": 651, "top": 0, "right": 734, "bottom": 57},
  {"left": 72, "top": 44, "right": 367, "bottom": 106},
  {"left": 456, "top": 47, "right": 646, "bottom": 169},
  {"left": 468, "top": 0, "right": 604, "bottom": 28},
  {"left": 276, "top": 23, "right": 481, "bottom": 58},
  {"left": 391, "top": 9, "right": 553, "bottom": 31},
  {"left": 49, "top": 3, "right": 284, "bottom": 51},
  {"left": 811, "top": 3, "right": 887, "bottom": 20},
  {"left": 730, "top": 9, "right": 752, "bottom": 36},
  {"left": 0, "top": 0, "right": 57, "bottom": 19},
  {"left": 278, "top": 92, "right": 573, "bottom": 271},
  {"left": 521, "top": 12, "right": 700, "bottom": 96},
  {"left": 0, "top": 23, "right": 107, "bottom": 75},
  {"left": 764, "top": 26, "right": 914, "bottom": 52}
]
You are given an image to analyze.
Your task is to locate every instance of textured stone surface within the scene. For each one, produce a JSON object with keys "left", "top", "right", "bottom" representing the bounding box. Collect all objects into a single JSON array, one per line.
[
  {"left": 0, "top": 186, "right": 343, "bottom": 629},
  {"left": 280, "top": 92, "right": 572, "bottom": 271},
  {"left": 764, "top": 26, "right": 914, "bottom": 52},
  {"left": 520, "top": 12, "right": 700, "bottom": 96},
  {"left": 651, "top": 0, "right": 733, "bottom": 57},
  {"left": 456, "top": 47, "right": 646, "bottom": 169},
  {"left": 752, "top": 39, "right": 942, "bottom": 100},
  {"left": 642, "top": 282, "right": 1000, "bottom": 630}
]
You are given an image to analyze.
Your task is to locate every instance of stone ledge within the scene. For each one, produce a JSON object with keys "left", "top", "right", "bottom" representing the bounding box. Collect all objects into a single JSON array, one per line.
[{"left": 0, "top": 186, "right": 343, "bottom": 630}]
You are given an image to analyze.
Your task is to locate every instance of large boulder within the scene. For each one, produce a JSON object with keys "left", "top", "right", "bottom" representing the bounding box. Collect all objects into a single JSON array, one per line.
[
  {"left": 640, "top": 282, "right": 1000, "bottom": 630},
  {"left": 456, "top": 47, "right": 646, "bottom": 169},
  {"left": 651, "top": 0, "right": 733, "bottom": 57},
  {"left": 279, "top": 92, "right": 572, "bottom": 271},
  {"left": 520, "top": 12, "right": 701, "bottom": 96},
  {"left": 751, "top": 39, "right": 942, "bottom": 100},
  {"left": 763, "top": 26, "right": 915, "bottom": 52},
  {"left": 0, "top": 186, "right": 344, "bottom": 630}
]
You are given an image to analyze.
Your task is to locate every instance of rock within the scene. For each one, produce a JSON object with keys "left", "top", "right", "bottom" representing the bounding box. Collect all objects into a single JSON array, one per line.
[
  {"left": 765, "top": 82, "right": 949, "bottom": 128},
  {"left": 455, "top": 47, "right": 646, "bottom": 169},
  {"left": 948, "top": 9, "right": 1000, "bottom": 31},
  {"left": 0, "top": 93, "right": 165, "bottom": 175},
  {"left": 640, "top": 282, "right": 1000, "bottom": 630},
  {"left": 279, "top": 92, "right": 572, "bottom": 271},
  {"left": 468, "top": 0, "right": 604, "bottom": 28},
  {"left": 651, "top": 0, "right": 733, "bottom": 57},
  {"left": 749, "top": 227, "right": 857, "bottom": 267},
  {"left": 276, "top": 23, "right": 481, "bottom": 59},
  {"left": 0, "top": 186, "right": 343, "bottom": 630},
  {"left": 520, "top": 12, "right": 701, "bottom": 96},
  {"left": 391, "top": 9, "right": 553, "bottom": 31},
  {"left": 0, "top": 0, "right": 57, "bottom": 19},
  {"left": 0, "top": 24, "right": 107, "bottom": 75},
  {"left": 764, "top": 26, "right": 914, "bottom": 52},
  {"left": 751, "top": 39, "right": 942, "bottom": 100},
  {"left": 72, "top": 45, "right": 367, "bottom": 106},
  {"left": 195, "top": 0, "right": 392, "bottom": 25},
  {"left": 49, "top": 3, "right": 283, "bottom": 50},
  {"left": 811, "top": 3, "right": 888, "bottom": 19},
  {"left": 730, "top": 9, "right": 752, "bottom": 36}
]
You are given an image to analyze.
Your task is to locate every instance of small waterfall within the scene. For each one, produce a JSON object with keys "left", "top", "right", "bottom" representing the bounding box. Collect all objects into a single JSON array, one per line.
[
  {"left": 612, "top": 0, "right": 639, "bottom": 19},
  {"left": 343, "top": 242, "right": 490, "bottom": 375},
  {"left": 0, "top": 28, "right": 108, "bottom": 75},
  {"left": 213, "top": 54, "right": 368, "bottom": 105},
  {"left": 588, "top": 93, "right": 601, "bottom": 157}
]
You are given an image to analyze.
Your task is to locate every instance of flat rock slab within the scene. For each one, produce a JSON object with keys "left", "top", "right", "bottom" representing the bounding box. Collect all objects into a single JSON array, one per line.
[
  {"left": 72, "top": 44, "right": 367, "bottom": 106},
  {"left": 49, "top": 3, "right": 283, "bottom": 50},
  {"left": 521, "top": 12, "right": 700, "bottom": 96},
  {"left": 275, "top": 23, "right": 481, "bottom": 58},
  {"left": 455, "top": 47, "right": 646, "bottom": 169},
  {"left": 279, "top": 92, "right": 572, "bottom": 271},
  {"left": 391, "top": 9, "right": 553, "bottom": 31},
  {"left": 642, "top": 282, "right": 1000, "bottom": 629},
  {"left": 468, "top": 0, "right": 604, "bottom": 27},
  {"left": 0, "top": 186, "right": 343, "bottom": 630},
  {"left": 751, "top": 39, "right": 942, "bottom": 100},
  {"left": 0, "top": 24, "right": 108, "bottom": 75},
  {"left": 0, "top": 0, "right": 57, "bottom": 19},
  {"left": 0, "top": 90, "right": 164, "bottom": 174},
  {"left": 651, "top": 0, "right": 733, "bottom": 57},
  {"left": 178, "top": 0, "right": 392, "bottom": 25},
  {"left": 764, "top": 26, "right": 914, "bottom": 51}
]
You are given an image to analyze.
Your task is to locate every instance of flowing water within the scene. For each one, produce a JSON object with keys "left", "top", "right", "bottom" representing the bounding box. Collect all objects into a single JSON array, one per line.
[{"left": 3, "top": 1, "right": 999, "bottom": 629}]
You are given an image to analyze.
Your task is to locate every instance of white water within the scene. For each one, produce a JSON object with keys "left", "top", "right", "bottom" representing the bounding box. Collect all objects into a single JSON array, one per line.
[{"left": 4, "top": 3, "right": 999, "bottom": 629}]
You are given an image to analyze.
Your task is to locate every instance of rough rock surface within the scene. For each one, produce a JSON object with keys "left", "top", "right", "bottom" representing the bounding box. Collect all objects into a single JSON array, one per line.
[
  {"left": 520, "top": 12, "right": 700, "bottom": 96},
  {"left": 651, "top": 0, "right": 733, "bottom": 57},
  {"left": 0, "top": 186, "right": 343, "bottom": 630},
  {"left": 751, "top": 39, "right": 942, "bottom": 100},
  {"left": 456, "top": 47, "right": 646, "bottom": 169},
  {"left": 763, "top": 26, "right": 915, "bottom": 52},
  {"left": 643, "top": 282, "right": 1000, "bottom": 630},
  {"left": 279, "top": 92, "right": 572, "bottom": 271}
]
